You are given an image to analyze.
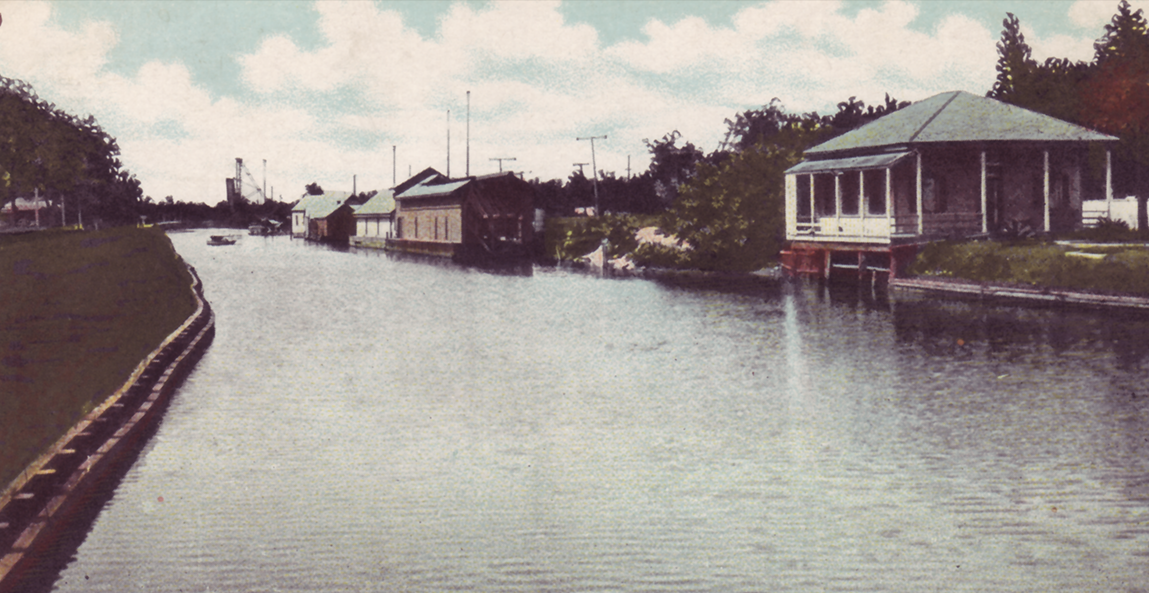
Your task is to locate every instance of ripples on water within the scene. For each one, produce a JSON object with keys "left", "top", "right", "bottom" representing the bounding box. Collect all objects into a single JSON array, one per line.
[{"left": 44, "top": 231, "right": 1149, "bottom": 592}]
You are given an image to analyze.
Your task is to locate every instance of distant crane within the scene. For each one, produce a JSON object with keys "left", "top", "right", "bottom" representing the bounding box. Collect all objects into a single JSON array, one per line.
[{"left": 226, "top": 157, "right": 268, "bottom": 208}]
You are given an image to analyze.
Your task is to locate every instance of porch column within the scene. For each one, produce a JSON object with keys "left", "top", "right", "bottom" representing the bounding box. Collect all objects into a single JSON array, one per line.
[
  {"left": 809, "top": 175, "right": 815, "bottom": 225},
  {"left": 915, "top": 152, "right": 923, "bottom": 235},
  {"left": 834, "top": 174, "right": 842, "bottom": 220},
  {"left": 980, "top": 150, "right": 987, "bottom": 234},
  {"left": 1043, "top": 149, "right": 1050, "bottom": 232},
  {"left": 1106, "top": 148, "right": 1113, "bottom": 218},
  {"left": 859, "top": 170, "right": 866, "bottom": 237},
  {"left": 886, "top": 167, "right": 894, "bottom": 235}
]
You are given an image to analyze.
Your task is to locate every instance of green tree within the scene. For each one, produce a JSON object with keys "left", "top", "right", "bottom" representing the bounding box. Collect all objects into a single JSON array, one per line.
[
  {"left": 305, "top": 182, "right": 324, "bottom": 195},
  {"left": 643, "top": 131, "right": 703, "bottom": 206},
  {"left": 658, "top": 143, "right": 798, "bottom": 271},
  {"left": 1081, "top": 0, "right": 1149, "bottom": 230},
  {"left": 0, "top": 75, "right": 136, "bottom": 225},
  {"left": 988, "top": 13, "right": 1037, "bottom": 104}
]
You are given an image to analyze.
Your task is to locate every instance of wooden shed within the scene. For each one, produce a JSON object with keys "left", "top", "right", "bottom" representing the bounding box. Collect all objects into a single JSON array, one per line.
[{"left": 291, "top": 192, "right": 353, "bottom": 243}]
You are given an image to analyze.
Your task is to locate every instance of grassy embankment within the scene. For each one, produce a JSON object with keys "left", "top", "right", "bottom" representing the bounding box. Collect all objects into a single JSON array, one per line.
[
  {"left": 909, "top": 224, "right": 1149, "bottom": 295},
  {"left": 0, "top": 226, "right": 196, "bottom": 490}
]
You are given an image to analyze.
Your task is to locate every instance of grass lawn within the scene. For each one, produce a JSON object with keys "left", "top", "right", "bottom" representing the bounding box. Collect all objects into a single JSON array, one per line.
[
  {"left": 909, "top": 239, "right": 1149, "bottom": 296},
  {"left": 0, "top": 226, "right": 196, "bottom": 490}
]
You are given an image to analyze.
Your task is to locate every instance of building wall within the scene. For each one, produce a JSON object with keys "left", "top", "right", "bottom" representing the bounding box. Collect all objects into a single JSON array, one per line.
[
  {"left": 356, "top": 216, "right": 393, "bottom": 238},
  {"left": 397, "top": 203, "right": 463, "bottom": 244}
]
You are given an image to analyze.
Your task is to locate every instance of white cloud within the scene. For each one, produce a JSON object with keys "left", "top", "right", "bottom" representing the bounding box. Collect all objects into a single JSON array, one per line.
[
  {"left": 0, "top": 1, "right": 115, "bottom": 101},
  {"left": 0, "top": 0, "right": 1089, "bottom": 205}
]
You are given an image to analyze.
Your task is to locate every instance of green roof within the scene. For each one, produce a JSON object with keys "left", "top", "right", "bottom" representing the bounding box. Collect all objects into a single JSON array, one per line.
[
  {"left": 292, "top": 191, "right": 350, "bottom": 219},
  {"left": 807, "top": 91, "right": 1116, "bottom": 156},
  {"left": 355, "top": 190, "right": 395, "bottom": 216}
]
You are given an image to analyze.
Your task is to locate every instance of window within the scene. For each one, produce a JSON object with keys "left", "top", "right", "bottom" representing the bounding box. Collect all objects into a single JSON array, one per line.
[
  {"left": 923, "top": 174, "right": 947, "bottom": 213},
  {"left": 814, "top": 173, "right": 836, "bottom": 216},
  {"left": 840, "top": 172, "right": 859, "bottom": 216},
  {"left": 796, "top": 175, "right": 812, "bottom": 218},
  {"left": 865, "top": 169, "right": 886, "bottom": 215}
]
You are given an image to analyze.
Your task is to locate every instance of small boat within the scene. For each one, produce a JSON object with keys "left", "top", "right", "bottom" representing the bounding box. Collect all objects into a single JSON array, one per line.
[{"left": 207, "top": 235, "right": 237, "bottom": 246}]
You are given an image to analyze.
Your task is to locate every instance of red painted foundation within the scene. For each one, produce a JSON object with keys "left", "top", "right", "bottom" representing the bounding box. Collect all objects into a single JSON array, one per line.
[{"left": 781, "top": 242, "right": 921, "bottom": 281}]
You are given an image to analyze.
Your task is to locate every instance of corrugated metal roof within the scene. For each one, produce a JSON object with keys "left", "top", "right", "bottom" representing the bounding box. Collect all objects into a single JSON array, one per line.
[
  {"left": 807, "top": 91, "right": 1116, "bottom": 156},
  {"left": 355, "top": 190, "right": 396, "bottom": 215},
  {"left": 786, "top": 151, "right": 912, "bottom": 175},
  {"left": 398, "top": 179, "right": 470, "bottom": 199}
]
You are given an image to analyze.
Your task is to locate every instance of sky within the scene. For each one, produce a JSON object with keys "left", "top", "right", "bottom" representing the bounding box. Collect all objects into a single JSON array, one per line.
[{"left": 0, "top": 0, "right": 1139, "bottom": 205}]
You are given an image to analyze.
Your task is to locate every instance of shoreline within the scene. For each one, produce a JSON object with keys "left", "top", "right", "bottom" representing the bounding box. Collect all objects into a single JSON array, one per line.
[
  {"left": 889, "top": 275, "right": 1149, "bottom": 311},
  {"left": 0, "top": 263, "right": 215, "bottom": 592}
]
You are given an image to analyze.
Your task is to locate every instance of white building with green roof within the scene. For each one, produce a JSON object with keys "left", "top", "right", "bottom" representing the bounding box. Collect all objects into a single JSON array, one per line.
[{"left": 350, "top": 190, "right": 396, "bottom": 248}]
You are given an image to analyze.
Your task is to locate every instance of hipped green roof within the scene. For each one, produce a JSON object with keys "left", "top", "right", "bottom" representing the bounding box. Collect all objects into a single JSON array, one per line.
[
  {"left": 355, "top": 190, "right": 396, "bottom": 216},
  {"left": 292, "top": 191, "right": 350, "bottom": 219},
  {"left": 807, "top": 91, "right": 1116, "bottom": 156}
]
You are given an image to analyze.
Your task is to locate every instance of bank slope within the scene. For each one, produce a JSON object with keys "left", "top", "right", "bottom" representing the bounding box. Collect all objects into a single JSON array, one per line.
[{"left": 0, "top": 227, "right": 196, "bottom": 490}]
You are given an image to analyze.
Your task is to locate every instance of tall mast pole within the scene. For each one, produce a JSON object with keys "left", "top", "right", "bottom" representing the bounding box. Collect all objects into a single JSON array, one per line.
[
  {"left": 576, "top": 135, "right": 606, "bottom": 216},
  {"left": 446, "top": 109, "right": 451, "bottom": 178},
  {"left": 393, "top": 145, "right": 397, "bottom": 186},
  {"left": 466, "top": 90, "right": 471, "bottom": 177},
  {"left": 263, "top": 159, "right": 267, "bottom": 202}
]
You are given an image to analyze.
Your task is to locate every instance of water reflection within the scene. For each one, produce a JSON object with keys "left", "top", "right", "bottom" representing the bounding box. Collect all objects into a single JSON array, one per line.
[{"left": 891, "top": 292, "right": 1149, "bottom": 370}]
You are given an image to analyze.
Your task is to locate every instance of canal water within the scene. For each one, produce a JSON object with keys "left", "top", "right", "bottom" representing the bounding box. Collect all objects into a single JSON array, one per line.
[{"left": 46, "top": 229, "right": 1149, "bottom": 592}]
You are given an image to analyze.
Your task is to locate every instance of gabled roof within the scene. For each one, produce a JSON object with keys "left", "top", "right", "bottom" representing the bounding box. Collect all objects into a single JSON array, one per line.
[
  {"left": 355, "top": 190, "right": 396, "bottom": 216},
  {"left": 393, "top": 167, "right": 445, "bottom": 195},
  {"left": 396, "top": 177, "right": 470, "bottom": 199},
  {"left": 807, "top": 91, "right": 1116, "bottom": 157},
  {"left": 292, "top": 191, "right": 350, "bottom": 219}
]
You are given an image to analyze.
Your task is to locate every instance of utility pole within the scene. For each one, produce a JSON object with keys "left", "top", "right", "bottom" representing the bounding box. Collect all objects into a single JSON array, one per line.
[
  {"left": 627, "top": 155, "right": 631, "bottom": 180},
  {"left": 576, "top": 135, "right": 606, "bottom": 216},
  {"left": 573, "top": 163, "right": 588, "bottom": 175},
  {"left": 263, "top": 159, "right": 267, "bottom": 202},
  {"left": 490, "top": 157, "right": 516, "bottom": 172},
  {"left": 446, "top": 109, "right": 451, "bottom": 178},
  {"left": 466, "top": 91, "right": 471, "bottom": 177},
  {"left": 393, "top": 145, "right": 397, "bottom": 186}
]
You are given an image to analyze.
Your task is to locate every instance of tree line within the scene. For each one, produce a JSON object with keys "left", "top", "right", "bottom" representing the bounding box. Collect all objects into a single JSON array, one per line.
[
  {"left": 620, "top": 0, "right": 1149, "bottom": 271},
  {"left": 5, "top": 0, "right": 1146, "bottom": 248},
  {"left": 990, "top": 0, "right": 1149, "bottom": 228},
  {"left": 0, "top": 75, "right": 142, "bottom": 226}
]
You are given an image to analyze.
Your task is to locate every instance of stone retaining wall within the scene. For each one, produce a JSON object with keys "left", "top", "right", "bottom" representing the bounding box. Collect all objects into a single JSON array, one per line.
[{"left": 0, "top": 264, "right": 215, "bottom": 591}]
